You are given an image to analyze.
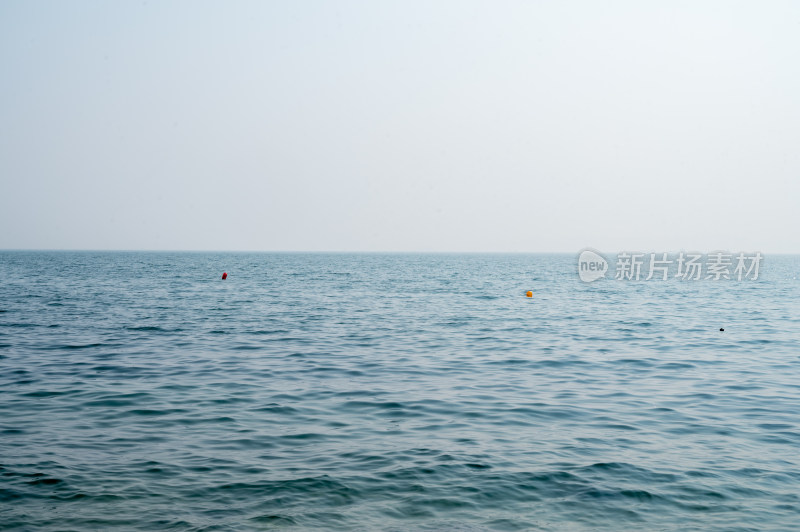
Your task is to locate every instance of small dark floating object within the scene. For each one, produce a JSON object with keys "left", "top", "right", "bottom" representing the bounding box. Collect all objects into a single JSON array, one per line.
[{"left": 719, "top": 328, "right": 724, "bottom": 332}]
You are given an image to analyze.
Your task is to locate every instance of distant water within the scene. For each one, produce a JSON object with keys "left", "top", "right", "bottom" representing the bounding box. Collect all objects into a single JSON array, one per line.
[{"left": 2, "top": 251, "right": 800, "bottom": 531}]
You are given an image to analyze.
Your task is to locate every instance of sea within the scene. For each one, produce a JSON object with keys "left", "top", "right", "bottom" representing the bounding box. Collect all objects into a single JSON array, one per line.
[{"left": 1, "top": 251, "right": 799, "bottom": 531}]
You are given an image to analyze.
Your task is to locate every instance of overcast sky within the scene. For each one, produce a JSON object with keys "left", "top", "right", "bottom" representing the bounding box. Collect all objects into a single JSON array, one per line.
[{"left": 1, "top": 1, "right": 798, "bottom": 252}]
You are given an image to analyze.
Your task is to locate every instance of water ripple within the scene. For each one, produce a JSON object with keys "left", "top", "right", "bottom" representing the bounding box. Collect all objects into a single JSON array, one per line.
[{"left": 1, "top": 252, "right": 799, "bottom": 530}]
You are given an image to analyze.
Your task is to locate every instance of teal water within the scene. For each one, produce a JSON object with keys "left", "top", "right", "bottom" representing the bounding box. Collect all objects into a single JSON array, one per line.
[{"left": 1, "top": 252, "right": 799, "bottom": 530}]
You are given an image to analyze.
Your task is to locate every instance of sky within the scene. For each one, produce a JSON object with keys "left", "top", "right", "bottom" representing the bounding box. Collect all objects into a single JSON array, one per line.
[{"left": 1, "top": 1, "right": 798, "bottom": 252}]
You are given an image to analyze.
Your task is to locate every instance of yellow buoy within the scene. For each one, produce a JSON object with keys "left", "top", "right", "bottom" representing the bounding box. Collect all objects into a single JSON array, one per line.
[{"left": 526, "top": 291, "right": 533, "bottom": 298}]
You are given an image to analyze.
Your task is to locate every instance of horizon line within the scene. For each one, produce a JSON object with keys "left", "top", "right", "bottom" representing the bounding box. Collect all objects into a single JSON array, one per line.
[{"left": 0, "top": 248, "right": 795, "bottom": 255}]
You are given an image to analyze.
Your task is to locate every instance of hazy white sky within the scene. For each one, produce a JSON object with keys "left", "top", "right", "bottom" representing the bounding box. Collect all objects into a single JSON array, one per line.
[{"left": 1, "top": 1, "right": 798, "bottom": 252}]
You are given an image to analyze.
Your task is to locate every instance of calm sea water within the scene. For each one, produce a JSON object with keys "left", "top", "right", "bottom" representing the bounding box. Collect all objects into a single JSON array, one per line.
[{"left": 1, "top": 252, "right": 799, "bottom": 531}]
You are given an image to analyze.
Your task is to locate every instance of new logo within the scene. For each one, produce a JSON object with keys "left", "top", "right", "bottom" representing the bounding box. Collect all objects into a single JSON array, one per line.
[{"left": 578, "top": 249, "right": 608, "bottom": 283}]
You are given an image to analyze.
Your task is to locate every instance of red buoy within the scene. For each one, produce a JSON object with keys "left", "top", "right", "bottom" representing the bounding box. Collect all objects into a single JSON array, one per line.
[{"left": 221, "top": 272, "right": 227, "bottom": 280}]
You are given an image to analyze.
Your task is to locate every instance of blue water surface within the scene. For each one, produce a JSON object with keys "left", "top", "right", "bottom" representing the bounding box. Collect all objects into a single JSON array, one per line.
[{"left": 1, "top": 252, "right": 799, "bottom": 530}]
